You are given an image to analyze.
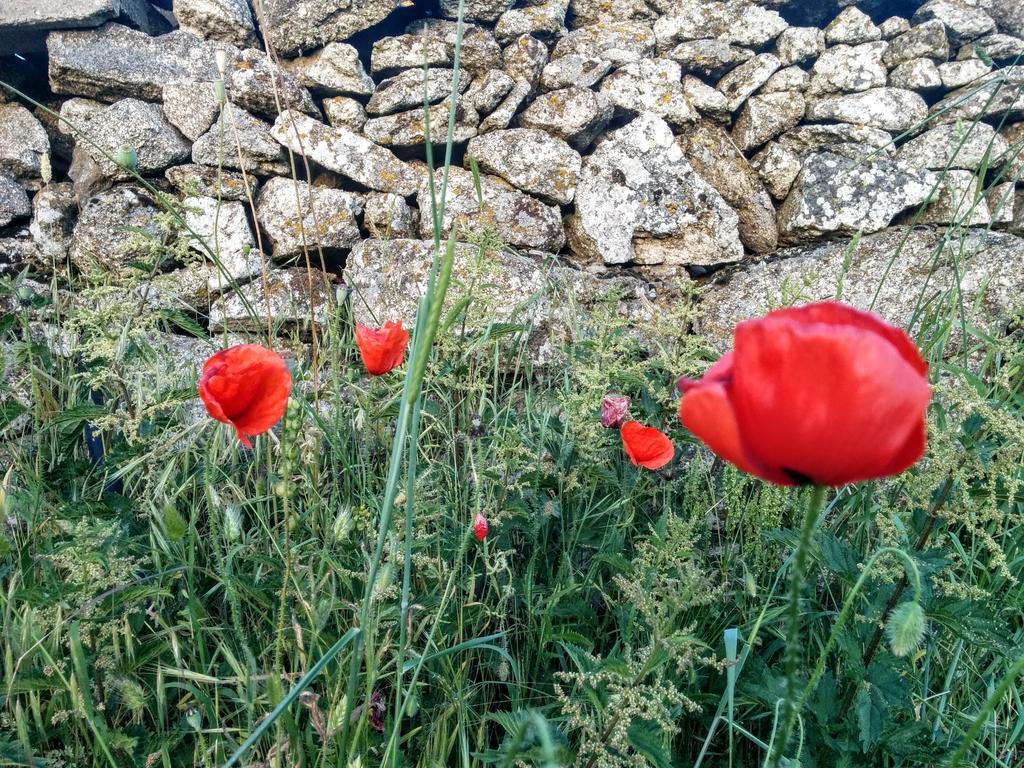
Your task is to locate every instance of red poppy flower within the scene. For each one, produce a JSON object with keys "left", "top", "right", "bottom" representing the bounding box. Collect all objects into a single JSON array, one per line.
[
  {"left": 600, "top": 394, "right": 631, "bottom": 429},
  {"left": 355, "top": 321, "right": 410, "bottom": 375},
  {"left": 199, "top": 344, "right": 292, "bottom": 448},
  {"left": 621, "top": 420, "right": 675, "bottom": 470},
  {"left": 473, "top": 513, "right": 489, "bottom": 542},
  {"left": 678, "top": 301, "right": 930, "bottom": 487}
]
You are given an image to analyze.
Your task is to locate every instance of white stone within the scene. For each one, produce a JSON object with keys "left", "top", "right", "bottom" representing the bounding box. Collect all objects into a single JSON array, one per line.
[{"left": 600, "top": 58, "right": 697, "bottom": 124}]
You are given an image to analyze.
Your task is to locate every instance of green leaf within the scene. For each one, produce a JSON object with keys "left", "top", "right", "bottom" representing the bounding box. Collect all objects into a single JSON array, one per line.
[
  {"left": 974, "top": 46, "right": 994, "bottom": 66},
  {"left": 855, "top": 684, "right": 886, "bottom": 751},
  {"left": 818, "top": 534, "right": 861, "bottom": 578},
  {"left": 627, "top": 721, "right": 671, "bottom": 768}
]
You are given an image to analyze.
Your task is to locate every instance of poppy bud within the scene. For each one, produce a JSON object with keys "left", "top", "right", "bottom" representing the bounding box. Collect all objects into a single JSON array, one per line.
[
  {"left": 473, "top": 513, "right": 488, "bottom": 541},
  {"left": 355, "top": 320, "right": 411, "bottom": 375},
  {"left": 887, "top": 601, "right": 926, "bottom": 657},
  {"left": 600, "top": 394, "right": 631, "bottom": 429}
]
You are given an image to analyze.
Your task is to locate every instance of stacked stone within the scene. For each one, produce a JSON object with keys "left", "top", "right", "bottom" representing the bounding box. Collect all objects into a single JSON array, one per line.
[{"left": 0, "top": 0, "right": 1021, "bottom": 347}]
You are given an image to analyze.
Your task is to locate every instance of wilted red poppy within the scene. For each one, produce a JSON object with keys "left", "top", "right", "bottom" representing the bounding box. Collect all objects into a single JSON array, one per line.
[
  {"left": 199, "top": 344, "right": 292, "bottom": 448},
  {"left": 600, "top": 394, "right": 631, "bottom": 429},
  {"left": 678, "top": 301, "right": 930, "bottom": 487},
  {"left": 473, "top": 513, "right": 489, "bottom": 541},
  {"left": 621, "top": 420, "right": 675, "bottom": 470},
  {"left": 355, "top": 321, "right": 410, "bottom": 375}
]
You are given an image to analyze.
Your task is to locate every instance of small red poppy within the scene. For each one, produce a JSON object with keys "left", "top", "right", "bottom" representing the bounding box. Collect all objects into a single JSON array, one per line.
[
  {"left": 678, "top": 301, "right": 931, "bottom": 487},
  {"left": 621, "top": 420, "right": 675, "bottom": 470},
  {"left": 198, "top": 344, "right": 292, "bottom": 448},
  {"left": 473, "top": 513, "right": 489, "bottom": 542},
  {"left": 355, "top": 321, "right": 410, "bottom": 375}
]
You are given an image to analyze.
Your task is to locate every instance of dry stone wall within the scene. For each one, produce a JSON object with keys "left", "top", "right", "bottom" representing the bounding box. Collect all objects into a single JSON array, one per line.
[{"left": 0, "top": 0, "right": 1023, "bottom": 354}]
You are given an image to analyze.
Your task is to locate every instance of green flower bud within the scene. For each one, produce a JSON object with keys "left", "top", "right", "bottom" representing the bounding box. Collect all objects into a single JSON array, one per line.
[{"left": 887, "top": 601, "right": 926, "bottom": 657}]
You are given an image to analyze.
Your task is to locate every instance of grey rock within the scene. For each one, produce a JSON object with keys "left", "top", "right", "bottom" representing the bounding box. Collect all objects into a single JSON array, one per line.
[
  {"left": 716, "top": 53, "right": 782, "bottom": 112},
  {"left": 495, "top": 0, "right": 568, "bottom": 42},
  {"left": 779, "top": 123, "right": 895, "bottom": 160},
  {"left": 696, "top": 229, "right": 1024, "bottom": 351},
  {"left": 778, "top": 152, "right": 935, "bottom": 241},
  {"left": 364, "top": 192, "right": 417, "bottom": 239},
  {"left": 465, "top": 128, "right": 581, "bottom": 205},
  {"left": 464, "top": 69, "right": 515, "bottom": 115},
  {"left": 210, "top": 267, "right": 335, "bottom": 334},
  {"left": 0, "top": 104, "right": 50, "bottom": 180},
  {"left": 751, "top": 142, "right": 802, "bottom": 200},
  {"left": 479, "top": 80, "right": 531, "bottom": 132},
  {"left": 882, "top": 20, "right": 949, "bottom": 67},
  {"left": 988, "top": 0, "right": 1024, "bottom": 37},
  {"left": 256, "top": 178, "right": 362, "bottom": 261},
  {"left": 551, "top": 21, "right": 656, "bottom": 67},
  {"left": 539, "top": 54, "right": 611, "bottom": 90},
  {"left": 937, "top": 58, "right": 991, "bottom": 88},
  {"left": 683, "top": 76, "right": 732, "bottom": 120},
  {"left": 1012, "top": 189, "right": 1024, "bottom": 233},
  {"left": 665, "top": 39, "right": 754, "bottom": 78},
  {"left": 182, "top": 195, "right": 261, "bottom": 291},
  {"left": 600, "top": 58, "right": 697, "bottom": 124},
  {"left": 567, "top": 113, "right": 743, "bottom": 269},
  {"left": 165, "top": 164, "right": 257, "bottom": 201},
  {"left": 518, "top": 86, "right": 613, "bottom": 150},
  {"left": 322, "top": 97, "right": 368, "bottom": 131},
  {"left": 889, "top": 58, "right": 942, "bottom": 90},
  {"left": 271, "top": 110, "right": 420, "bottom": 195},
  {"left": 996, "top": 122, "right": 1023, "bottom": 182},
  {"left": 731, "top": 91, "right": 806, "bottom": 151},
  {"left": 0, "top": 0, "right": 165, "bottom": 36},
  {"left": 78, "top": 98, "right": 191, "bottom": 179},
  {"left": 193, "top": 104, "right": 288, "bottom": 176},
  {"left": 29, "top": 182, "right": 77, "bottom": 257},
  {"left": 68, "top": 184, "right": 163, "bottom": 272},
  {"left": 362, "top": 101, "right": 478, "bottom": 148},
  {"left": 262, "top": 0, "right": 400, "bottom": 57},
  {"left": 415, "top": 163, "right": 565, "bottom": 251},
  {"left": 225, "top": 48, "right": 320, "bottom": 118},
  {"left": 503, "top": 34, "right": 549, "bottom": 93},
  {"left": 679, "top": 122, "right": 778, "bottom": 254},
  {"left": 367, "top": 68, "right": 464, "bottom": 115},
  {"left": 653, "top": 1, "right": 787, "bottom": 49},
  {"left": 807, "top": 88, "right": 928, "bottom": 133},
  {"left": 761, "top": 65, "right": 809, "bottom": 93},
  {"left": 0, "top": 173, "right": 31, "bottom": 228},
  {"left": 879, "top": 16, "right": 912, "bottom": 39},
  {"left": 173, "top": 0, "right": 256, "bottom": 47},
  {"left": 284, "top": 43, "right": 375, "bottom": 97},
  {"left": 775, "top": 26, "right": 825, "bottom": 66},
  {"left": 568, "top": 0, "right": 654, "bottom": 29},
  {"left": 371, "top": 34, "right": 449, "bottom": 76},
  {"left": 913, "top": 0, "right": 995, "bottom": 47},
  {"left": 897, "top": 121, "right": 1009, "bottom": 170},
  {"left": 0, "top": 240, "right": 43, "bottom": 279},
  {"left": 930, "top": 66, "right": 1024, "bottom": 123},
  {"left": 809, "top": 41, "right": 888, "bottom": 94},
  {"left": 985, "top": 181, "right": 1016, "bottom": 224},
  {"left": 963, "top": 33, "right": 1024, "bottom": 64},
  {"left": 163, "top": 81, "right": 220, "bottom": 142},
  {"left": 825, "top": 7, "right": 881, "bottom": 44},
  {"left": 407, "top": 20, "right": 503, "bottom": 75},
  {"left": 438, "top": 0, "right": 514, "bottom": 23},
  {"left": 347, "top": 238, "right": 654, "bottom": 352},
  {"left": 57, "top": 97, "right": 105, "bottom": 136},
  {"left": 917, "top": 169, "right": 991, "bottom": 225}
]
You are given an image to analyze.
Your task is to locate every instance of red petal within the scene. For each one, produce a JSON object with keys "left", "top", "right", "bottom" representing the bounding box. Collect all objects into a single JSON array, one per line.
[
  {"left": 729, "top": 310, "right": 930, "bottom": 486},
  {"left": 356, "top": 321, "right": 410, "bottom": 375},
  {"left": 198, "top": 345, "right": 292, "bottom": 446},
  {"left": 621, "top": 421, "right": 675, "bottom": 470}
]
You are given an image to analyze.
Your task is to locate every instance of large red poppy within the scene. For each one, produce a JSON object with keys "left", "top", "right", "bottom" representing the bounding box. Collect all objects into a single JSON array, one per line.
[
  {"left": 199, "top": 344, "right": 292, "bottom": 448},
  {"left": 621, "top": 420, "right": 675, "bottom": 470},
  {"left": 678, "top": 301, "right": 930, "bottom": 487},
  {"left": 355, "top": 321, "right": 410, "bottom": 375}
]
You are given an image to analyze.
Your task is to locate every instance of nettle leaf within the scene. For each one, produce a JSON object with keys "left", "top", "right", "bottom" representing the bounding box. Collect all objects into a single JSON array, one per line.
[
  {"left": 926, "top": 597, "right": 1011, "bottom": 651},
  {"left": 817, "top": 534, "right": 861, "bottom": 578},
  {"left": 811, "top": 672, "right": 841, "bottom": 726},
  {"left": 866, "top": 656, "right": 910, "bottom": 709},
  {"left": 627, "top": 721, "right": 671, "bottom": 768},
  {"left": 855, "top": 684, "right": 887, "bottom": 751}
]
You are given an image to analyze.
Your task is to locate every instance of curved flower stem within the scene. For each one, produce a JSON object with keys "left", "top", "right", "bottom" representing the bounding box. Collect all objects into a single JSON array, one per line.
[{"left": 768, "top": 485, "right": 827, "bottom": 768}]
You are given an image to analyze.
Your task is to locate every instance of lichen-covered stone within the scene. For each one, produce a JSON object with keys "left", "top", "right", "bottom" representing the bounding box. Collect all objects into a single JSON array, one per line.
[
  {"left": 466, "top": 128, "right": 581, "bottom": 205},
  {"left": 879, "top": 16, "right": 912, "bottom": 39},
  {"left": 937, "top": 58, "right": 991, "bottom": 88},
  {"left": 539, "top": 54, "right": 611, "bottom": 90},
  {"left": 262, "top": 0, "right": 400, "bottom": 57},
  {"left": 364, "top": 192, "right": 417, "bottom": 239},
  {"left": 438, "top": 0, "right": 515, "bottom": 23},
  {"left": 600, "top": 58, "right": 696, "bottom": 124},
  {"left": 825, "top": 7, "right": 881, "bottom": 44},
  {"left": 0, "top": 173, "right": 31, "bottom": 228},
  {"left": 761, "top": 65, "right": 809, "bottom": 93},
  {"left": 479, "top": 80, "right": 531, "bottom": 132},
  {"left": 665, "top": 39, "right": 754, "bottom": 78},
  {"left": 407, "top": 20, "right": 503, "bottom": 75},
  {"left": 193, "top": 104, "right": 288, "bottom": 176},
  {"left": 568, "top": 113, "right": 743, "bottom": 269},
  {"left": 367, "top": 68, "right": 465, "bottom": 116},
  {"left": 731, "top": 91, "right": 806, "bottom": 151},
  {"left": 225, "top": 48, "right": 320, "bottom": 118},
  {"left": 807, "top": 88, "right": 928, "bottom": 132},
  {"left": 165, "top": 164, "right": 257, "bottom": 201},
  {"left": 808, "top": 41, "right": 888, "bottom": 94},
  {"left": 414, "top": 164, "right": 566, "bottom": 252},
  {"left": 323, "top": 97, "right": 368, "bottom": 131},
  {"left": 775, "top": 26, "right": 825, "bottom": 65},
  {"left": 210, "top": 267, "right": 335, "bottom": 334},
  {"left": 882, "top": 20, "right": 949, "bottom": 67},
  {"left": 751, "top": 142, "right": 802, "bottom": 201},
  {"left": 897, "top": 121, "right": 1009, "bottom": 170},
  {"left": 0, "top": 104, "right": 50, "bottom": 180},
  {"left": 929, "top": 66, "right": 1024, "bottom": 122},
  {"left": 917, "top": 169, "right": 991, "bottom": 225},
  {"left": 653, "top": 1, "right": 787, "bottom": 48},
  {"left": 988, "top": 0, "right": 1024, "bottom": 37},
  {"left": 182, "top": 195, "right": 261, "bottom": 292},
  {"left": 68, "top": 184, "right": 163, "bottom": 272},
  {"left": 283, "top": 43, "right": 376, "bottom": 97},
  {"left": 77, "top": 98, "right": 192, "bottom": 179},
  {"left": 683, "top": 76, "right": 731, "bottom": 120},
  {"left": 778, "top": 123, "right": 895, "bottom": 160},
  {"left": 29, "top": 182, "right": 76, "bottom": 258},
  {"left": 913, "top": 0, "right": 995, "bottom": 47},
  {"left": 518, "top": 86, "right": 613, "bottom": 150},
  {"left": 271, "top": 110, "right": 420, "bottom": 195},
  {"left": 464, "top": 69, "right": 515, "bottom": 115},
  {"left": 371, "top": 34, "right": 449, "bottom": 76},
  {"left": 172, "top": 0, "right": 256, "bottom": 47},
  {"left": 162, "top": 81, "right": 219, "bottom": 142},
  {"left": 256, "top": 178, "right": 363, "bottom": 261},
  {"left": 778, "top": 152, "right": 934, "bottom": 241},
  {"left": 362, "top": 101, "right": 478, "bottom": 148},
  {"left": 495, "top": 0, "right": 568, "bottom": 42},
  {"left": 889, "top": 58, "right": 942, "bottom": 90},
  {"left": 716, "top": 53, "right": 782, "bottom": 112},
  {"left": 551, "top": 21, "right": 656, "bottom": 66},
  {"left": 502, "top": 34, "right": 549, "bottom": 92},
  {"left": 961, "top": 33, "right": 1024, "bottom": 64},
  {"left": 679, "top": 122, "right": 778, "bottom": 254}
]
